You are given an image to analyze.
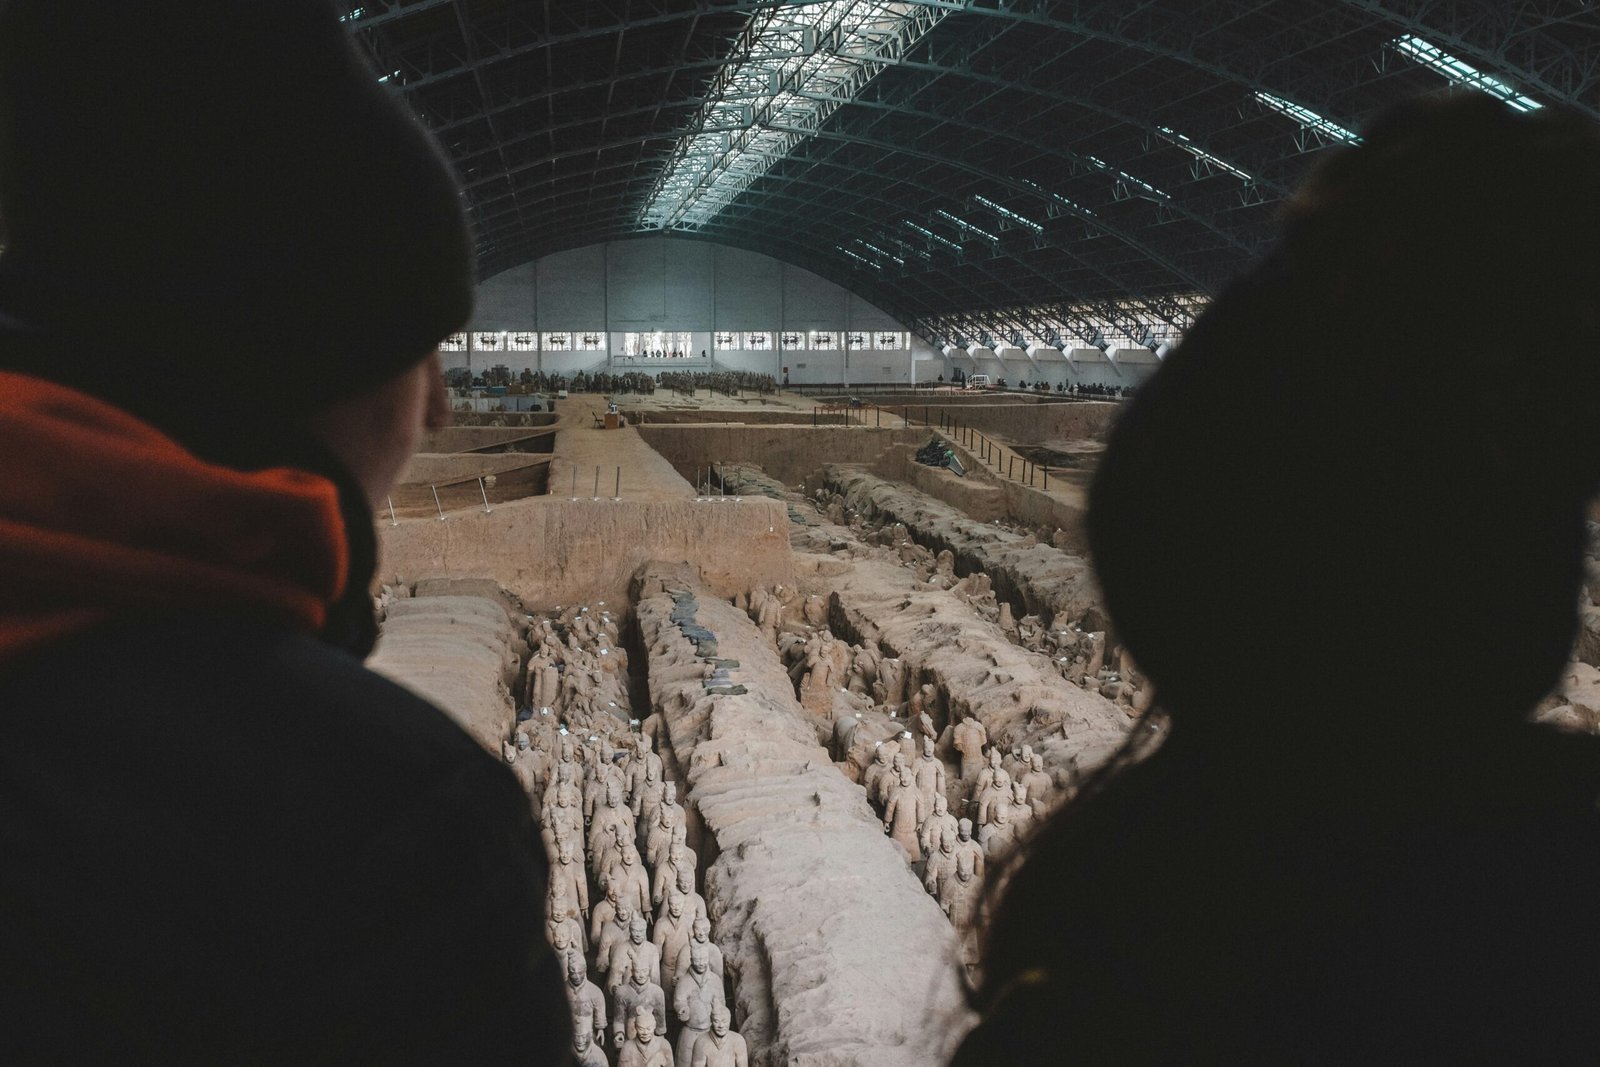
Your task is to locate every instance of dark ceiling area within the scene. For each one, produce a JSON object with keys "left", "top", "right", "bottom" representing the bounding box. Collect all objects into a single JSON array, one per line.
[{"left": 342, "top": 0, "right": 1599, "bottom": 347}]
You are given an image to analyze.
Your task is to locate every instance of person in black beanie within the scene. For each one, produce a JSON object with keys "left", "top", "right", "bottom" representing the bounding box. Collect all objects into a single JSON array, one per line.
[{"left": 0, "top": 1, "right": 568, "bottom": 1061}]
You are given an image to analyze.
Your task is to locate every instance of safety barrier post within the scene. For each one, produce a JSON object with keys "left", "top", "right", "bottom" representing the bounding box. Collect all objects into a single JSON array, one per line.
[
  {"left": 614, "top": 467, "right": 621, "bottom": 501},
  {"left": 593, "top": 465, "right": 600, "bottom": 500}
]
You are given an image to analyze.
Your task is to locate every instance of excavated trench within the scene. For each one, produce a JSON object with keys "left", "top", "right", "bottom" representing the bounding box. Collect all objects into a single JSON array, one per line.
[{"left": 816, "top": 464, "right": 1108, "bottom": 633}]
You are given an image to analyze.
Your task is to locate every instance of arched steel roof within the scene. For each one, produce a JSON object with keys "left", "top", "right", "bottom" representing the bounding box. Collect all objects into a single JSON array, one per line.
[{"left": 342, "top": 0, "right": 1599, "bottom": 346}]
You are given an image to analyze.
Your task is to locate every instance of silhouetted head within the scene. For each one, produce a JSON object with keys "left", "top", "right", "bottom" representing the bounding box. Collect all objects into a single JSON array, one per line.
[{"left": 1089, "top": 93, "right": 1600, "bottom": 754}]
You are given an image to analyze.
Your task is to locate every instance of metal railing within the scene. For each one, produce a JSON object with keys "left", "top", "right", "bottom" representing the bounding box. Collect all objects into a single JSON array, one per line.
[
  {"left": 810, "top": 403, "right": 927, "bottom": 428},
  {"left": 933, "top": 413, "right": 1055, "bottom": 490},
  {"left": 567, "top": 465, "right": 625, "bottom": 502},
  {"left": 385, "top": 460, "right": 624, "bottom": 523}
]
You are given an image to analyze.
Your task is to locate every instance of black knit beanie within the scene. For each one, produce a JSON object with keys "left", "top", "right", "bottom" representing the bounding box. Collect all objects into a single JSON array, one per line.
[{"left": 0, "top": 0, "right": 473, "bottom": 460}]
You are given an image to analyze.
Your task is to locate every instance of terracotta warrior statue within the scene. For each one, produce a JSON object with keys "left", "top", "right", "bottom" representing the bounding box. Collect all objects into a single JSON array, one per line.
[
  {"left": 545, "top": 883, "right": 585, "bottom": 955},
  {"left": 675, "top": 916, "right": 724, "bottom": 986},
  {"left": 883, "top": 766, "right": 926, "bottom": 863},
  {"left": 1020, "top": 752, "right": 1053, "bottom": 820},
  {"left": 919, "top": 792, "right": 959, "bottom": 860},
  {"left": 690, "top": 1003, "right": 749, "bottom": 1067},
  {"left": 941, "top": 849, "right": 981, "bottom": 936},
  {"left": 589, "top": 876, "right": 623, "bottom": 949},
  {"left": 548, "top": 839, "right": 590, "bottom": 930},
  {"left": 978, "top": 797, "right": 1019, "bottom": 858},
  {"left": 589, "top": 779, "right": 636, "bottom": 864},
  {"left": 924, "top": 824, "right": 958, "bottom": 899},
  {"left": 651, "top": 891, "right": 694, "bottom": 1001},
  {"left": 617, "top": 1007, "right": 673, "bottom": 1067},
  {"left": 673, "top": 941, "right": 726, "bottom": 1067},
  {"left": 604, "top": 844, "right": 652, "bottom": 920},
  {"left": 1007, "top": 780, "right": 1035, "bottom": 839},
  {"left": 951, "top": 715, "right": 988, "bottom": 785},
  {"left": 593, "top": 901, "right": 636, "bottom": 983},
  {"left": 606, "top": 914, "right": 662, "bottom": 1000},
  {"left": 861, "top": 742, "right": 894, "bottom": 805},
  {"left": 912, "top": 735, "right": 946, "bottom": 807},
  {"left": 570, "top": 1025, "right": 609, "bottom": 1067},
  {"left": 662, "top": 865, "right": 708, "bottom": 927},
  {"left": 952, "top": 817, "right": 986, "bottom": 884},
  {"left": 975, "top": 767, "right": 1012, "bottom": 827},
  {"left": 564, "top": 951, "right": 607, "bottom": 1051}
]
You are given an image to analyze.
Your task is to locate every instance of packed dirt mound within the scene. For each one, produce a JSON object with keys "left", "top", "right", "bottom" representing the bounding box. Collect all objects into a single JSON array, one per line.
[{"left": 635, "top": 564, "right": 972, "bottom": 1066}]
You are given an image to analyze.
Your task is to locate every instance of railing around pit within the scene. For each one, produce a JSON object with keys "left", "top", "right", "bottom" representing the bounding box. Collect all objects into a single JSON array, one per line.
[
  {"left": 386, "top": 461, "right": 634, "bottom": 522},
  {"left": 927, "top": 412, "right": 1059, "bottom": 490},
  {"left": 802, "top": 403, "right": 1058, "bottom": 489}
]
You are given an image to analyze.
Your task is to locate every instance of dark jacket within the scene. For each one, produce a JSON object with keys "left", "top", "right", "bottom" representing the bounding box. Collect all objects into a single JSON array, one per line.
[
  {"left": 0, "top": 377, "right": 567, "bottom": 1062},
  {"left": 0, "top": 614, "right": 567, "bottom": 1064},
  {"left": 954, "top": 730, "right": 1600, "bottom": 1065}
]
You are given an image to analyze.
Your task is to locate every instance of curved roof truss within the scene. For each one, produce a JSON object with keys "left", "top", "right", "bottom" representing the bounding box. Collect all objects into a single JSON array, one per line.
[{"left": 341, "top": 0, "right": 1598, "bottom": 345}]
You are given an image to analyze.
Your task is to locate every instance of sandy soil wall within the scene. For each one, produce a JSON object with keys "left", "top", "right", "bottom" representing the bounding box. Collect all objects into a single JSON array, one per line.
[
  {"left": 637, "top": 425, "right": 924, "bottom": 487},
  {"left": 920, "top": 400, "right": 1122, "bottom": 443},
  {"left": 399, "top": 452, "right": 548, "bottom": 484},
  {"left": 634, "top": 565, "right": 971, "bottom": 1066},
  {"left": 367, "top": 592, "right": 524, "bottom": 753},
  {"left": 377, "top": 497, "right": 795, "bottom": 608}
]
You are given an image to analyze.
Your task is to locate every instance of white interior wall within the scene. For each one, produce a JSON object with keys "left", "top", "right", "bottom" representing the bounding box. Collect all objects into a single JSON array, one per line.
[{"left": 465, "top": 236, "right": 918, "bottom": 382}]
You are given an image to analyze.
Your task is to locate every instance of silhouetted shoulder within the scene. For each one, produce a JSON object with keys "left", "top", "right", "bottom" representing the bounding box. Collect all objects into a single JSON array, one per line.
[{"left": 0, "top": 614, "right": 565, "bottom": 1063}]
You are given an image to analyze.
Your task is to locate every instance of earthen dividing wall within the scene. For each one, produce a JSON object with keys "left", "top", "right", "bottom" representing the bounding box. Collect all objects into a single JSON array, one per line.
[
  {"left": 869, "top": 444, "right": 1092, "bottom": 549},
  {"left": 634, "top": 565, "right": 972, "bottom": 1065},
  {"left": 377, "top": 497, "right": 795, "bottom": 608},
  {"left": 400, "top": 452, "right": 550, "bottom": 484},
  {"left": 820, "top": 465, "right": 1105, "bottom": 629}
]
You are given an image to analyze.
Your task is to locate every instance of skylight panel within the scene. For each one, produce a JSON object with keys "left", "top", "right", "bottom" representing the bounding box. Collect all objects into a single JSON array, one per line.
[
  {"left": 1254, "top": 91, "right": 1363, "bottom": 144},
  {"left": 1085, "top": 155, "right": 1171, "bottom": 200},
  {"left": 973, "top": 194, "right": 1044, "bottom": 233},
  {"left": 1154, "top": 125, "right": 1254, "bottom": 181},
  {"left": 838, "top": 245, "right": 881, "bottom": 270},
  {"left": 904, "top": 219, "right": 963, "bottom": 253},
  {"left": 641, "top": 2, "right": 949, "bottom": 231},
  {"left": 857, "top": 239, "right": 904, "bottom": 266},
  {"left": 1389, "top": 34, "right": 1543, "bottom": 112},
  {"left": 1017, "top": 178, "right": 1097, "bottom": 218},
  {"left": 935, "top": 209, "right": 999, "bottom": 243}
]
